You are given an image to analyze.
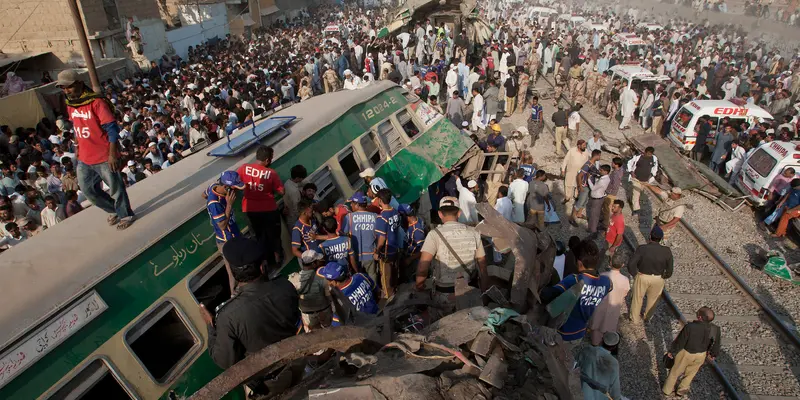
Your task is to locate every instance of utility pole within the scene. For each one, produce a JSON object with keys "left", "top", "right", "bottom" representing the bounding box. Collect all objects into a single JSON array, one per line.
[{"left": 66, "top": 0, "right": 102, "bottom": 92}]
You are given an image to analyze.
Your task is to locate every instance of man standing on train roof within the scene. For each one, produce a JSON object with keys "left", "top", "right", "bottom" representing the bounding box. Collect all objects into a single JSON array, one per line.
[
  {"left": 201, "top": 236, "right": 300, "bottom": 394},
  {"left": 57, "top": 69, "right": 135, "bottom": 230},
  {"left": 237, "top": 145, "right": 284, "bottom": 266},
  {"left": 205, "top": 170, "right": 246, "bottom": 294}
]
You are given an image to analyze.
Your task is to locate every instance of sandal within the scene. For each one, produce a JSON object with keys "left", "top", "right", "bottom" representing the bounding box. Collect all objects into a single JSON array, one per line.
[
  {"left": 107, "top": 215, "right": 120, "bottom": 226},
  {"left": 116, "top": 217, "right": 136, "bottom": 230}
]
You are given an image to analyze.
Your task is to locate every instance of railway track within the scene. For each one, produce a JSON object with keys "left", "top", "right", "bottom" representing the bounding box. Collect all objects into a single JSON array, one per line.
[{"left": 530, "top": 74, "right": 800, "bottom": 399}]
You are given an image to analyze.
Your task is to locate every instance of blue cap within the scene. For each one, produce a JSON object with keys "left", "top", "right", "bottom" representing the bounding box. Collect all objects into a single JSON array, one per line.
[
  {"left": 398, "top": 204, "right": 413, "bottom": 215},
  {"left": 650, "top": 225, "right": 664, "bottom": 240},
  {"left": 220, "top": 171, "right": 245, "bottom": 190},
  {"left": 319, "top": 261, "right": 346, "bottom": 280},
  {"left": 348, "top": 191, "right": 368, "bottom": 204}
]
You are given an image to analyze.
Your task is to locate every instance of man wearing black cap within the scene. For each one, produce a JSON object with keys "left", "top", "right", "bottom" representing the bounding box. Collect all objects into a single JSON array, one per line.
[
  {"left": 627, "top": 226, "right": 674, "bottom": 323},
  {"left": 201, "top": 236, "right": 300, "bottom": 376}
]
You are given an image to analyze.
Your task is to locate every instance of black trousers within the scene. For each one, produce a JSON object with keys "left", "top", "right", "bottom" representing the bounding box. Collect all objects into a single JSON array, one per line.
[{"left": 247, "top": 210, "right": 283, "bottom": 264}]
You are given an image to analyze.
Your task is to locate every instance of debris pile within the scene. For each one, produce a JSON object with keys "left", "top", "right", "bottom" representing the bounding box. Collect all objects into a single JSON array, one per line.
[{"left": 302, "top": 306, "right": 581, "bottom": 400}]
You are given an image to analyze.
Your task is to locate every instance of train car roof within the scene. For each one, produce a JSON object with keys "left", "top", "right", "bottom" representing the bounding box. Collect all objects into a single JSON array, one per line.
[{"left": 0, "top": 81, "right": 398, "bottom": 350}]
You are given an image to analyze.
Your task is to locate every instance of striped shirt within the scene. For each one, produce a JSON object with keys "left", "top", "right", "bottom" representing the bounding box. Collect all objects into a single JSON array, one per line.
[{"left": 205, "top": 184, "right": 241, "bottom": 243}]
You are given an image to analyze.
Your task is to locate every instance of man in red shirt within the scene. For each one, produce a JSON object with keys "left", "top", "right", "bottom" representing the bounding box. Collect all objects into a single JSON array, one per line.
[
  {"left": 605, "top": 200, "right": 625, "bottom": 257},
  {"left": 237, "top": 146, "right": 284, "bottom": 265},
  {"left": 57, "top": 70, "right": 135, "bottom": 230}
]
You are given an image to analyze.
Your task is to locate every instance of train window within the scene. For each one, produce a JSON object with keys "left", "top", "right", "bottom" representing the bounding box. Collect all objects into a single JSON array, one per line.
[
  {"left": 309, "top": 167, "right": 344, "bottom": 209},
  {"left": 402, "top": 91, "right": 420, "bottom": 103},
  {"left": 189, "top": 259, "right": 232, "bottom": 314},
  {"left": 396, "top": 110, "right": 420, "bottom": 139},
  {"left": 125, "top": 302, "right": 199, "bottom": 383},
  {"left": 338, "top": 147, "right": 363, "bottom": 187},
  {"left": 360, "top": 132, "right": 384, "bottom": 166},
  {"left": 377, "top": 120, "right": 404, "bottom": 155},
  {"left": 47, "top": 359, "right": 134, "bottom": 400}
]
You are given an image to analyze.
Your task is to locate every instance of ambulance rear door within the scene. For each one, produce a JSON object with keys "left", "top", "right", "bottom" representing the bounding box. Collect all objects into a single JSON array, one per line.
[
  {"left": 738, "top": 141, "right": 799, "bottom": 205},
  {"left": 669, "top": 105, "right": 699, "bottom": 151}
]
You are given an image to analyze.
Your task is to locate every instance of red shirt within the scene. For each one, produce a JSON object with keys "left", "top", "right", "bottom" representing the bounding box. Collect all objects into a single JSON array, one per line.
[
  {"left": 366, "top": 198, "right": 382, "bottom": 214},
  {"left": 333, "top": 204, "right": 349, "bottom": 232},
  {"left": 236, "top": 163, "right": 284, "bottom": 212},
  {"left": 605, "top": 213, "right": 625, "bottom": 246},
  {"left": 68, "top": 98, "right": 116, "bottom": 165}
]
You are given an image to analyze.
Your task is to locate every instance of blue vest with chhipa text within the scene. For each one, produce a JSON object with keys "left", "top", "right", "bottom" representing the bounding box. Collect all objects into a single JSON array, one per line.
[
  {"left": 320, "top": 235, "right": 353, "bottom": 263},
  {"left": 341, "top": 273, "right": 378, "bottom": 314},
  {"left": 330, "top": 273, "right": 379, "bottom": 327},
  {"left": 553, "top": 272, "right": 612, "bottom": 341},
  {"left": 342, "top": 211, "right": 377, "bottom": 262}
]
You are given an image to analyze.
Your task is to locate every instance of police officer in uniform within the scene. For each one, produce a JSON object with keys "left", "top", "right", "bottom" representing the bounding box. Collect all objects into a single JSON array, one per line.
[
  {"left": 415, "top": 197, "right": 489, "bottom": 313},
  {"left": 200, "top": 236, "right": 300, "bottom": 394}
]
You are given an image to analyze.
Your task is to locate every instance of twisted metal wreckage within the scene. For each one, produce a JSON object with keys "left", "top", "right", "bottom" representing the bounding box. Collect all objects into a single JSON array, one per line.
[
  {"left": 189, "top": 204, "right": 583, "bottom": 400},
  {"left": 382, "top": 0, "right": 494, "bottom": 44}
]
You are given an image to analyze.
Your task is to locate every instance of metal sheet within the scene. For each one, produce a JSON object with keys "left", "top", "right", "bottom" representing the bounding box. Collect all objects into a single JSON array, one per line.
[{"left": 208, "top": 116, "right": 296, "bottom": 157}]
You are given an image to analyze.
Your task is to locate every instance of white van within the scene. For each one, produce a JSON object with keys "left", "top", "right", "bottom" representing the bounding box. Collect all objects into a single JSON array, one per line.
[
  {"left": 736, "top": 141, "right": 800, "bottom": 206},
  {"left": 608, "top": 65, "right": 670, "bottom": 91},
  {"left": 668, "top": 100, "right": 773, "bottom": 152},
  {"left": 527, "top": 7, "right": 558, "bottom": 25},
  {"left": 559, "top": 14, "right": 587, "bottom": 27}
]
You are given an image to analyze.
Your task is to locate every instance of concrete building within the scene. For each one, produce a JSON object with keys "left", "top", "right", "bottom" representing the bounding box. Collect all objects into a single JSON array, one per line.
[{"left": 0, "top": 0, "right": 253, "bottom": 71}]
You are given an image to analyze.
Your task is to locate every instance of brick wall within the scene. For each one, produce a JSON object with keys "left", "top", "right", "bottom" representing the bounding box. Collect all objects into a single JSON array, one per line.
[
  {"left": 0, "top": 0, "right": 167, "bottom": 64},
  {"left": 0, "top": 0, "right": 82, "bottom": 63}
]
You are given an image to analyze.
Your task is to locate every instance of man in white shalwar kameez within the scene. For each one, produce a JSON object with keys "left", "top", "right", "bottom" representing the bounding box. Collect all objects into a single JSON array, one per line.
[
  {"left": 445, "top": 65, "right": 459, "bottom": 100},
  {"left": 639, "top": 88, "right": 654, "bottom": 130},
  {"left": 725, "top": 140, "right": 746, "bottom": 184},
  {"left": 499, "top": 50, "right": 510, "bottom": 83},
  {"left": 619, "top": 84, "right": 639, "bottom": 130},
  {"left": 543, "top": 45, "right": 554, "bottom": 77},
  {"left": 508, "top": 170, "right": 529, "bottom": 223},
  {"left": 471, "top": 89, "right": 485, "bottom": 132},
  {"left": 465, "top": 68, "right": 480, "bottom": 104}
]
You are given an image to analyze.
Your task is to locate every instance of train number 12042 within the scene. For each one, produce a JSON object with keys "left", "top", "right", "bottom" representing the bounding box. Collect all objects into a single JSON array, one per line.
[{"left": 361, "top": 97, "right": 398, "bottom": 121}]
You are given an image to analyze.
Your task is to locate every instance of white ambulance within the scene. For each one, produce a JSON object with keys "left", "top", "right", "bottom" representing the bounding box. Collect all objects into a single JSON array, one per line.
[
  {"left": 668, "top": 100, "right": 773, "bottom": 152},
  {"left": 608, "top": 65, "right": 670, "bottom": 91},
  {"left": 736, "top": 141, "right": 800, "bottom": 206},
  {"left": 612, "top": 33, "right": 649, "bottom": 55}
]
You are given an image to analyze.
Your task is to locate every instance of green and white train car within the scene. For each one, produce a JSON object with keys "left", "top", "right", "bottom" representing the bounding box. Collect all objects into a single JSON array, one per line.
[{"left": 0, "top": 81, "right": 474, "bottom": 399}]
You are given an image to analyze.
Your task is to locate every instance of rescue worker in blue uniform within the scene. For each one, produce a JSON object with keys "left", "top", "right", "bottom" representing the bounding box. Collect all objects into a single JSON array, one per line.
[
  {"left": 398, "top": 204, "right": 425, "bottom": 282},
  {"left": 320, "top": 262, "right": 378, "bottom": 327},
  {"left": 340, "top": 192, "right": 378, "bottom": 283},
  {"left": 540, "top": 239, "right": 613, "bottom": 346},
  {"left": 318, "top": 216, "right": 357, "bottom": 273},
  {"left": 204, "top": 170, "right": 245, "bottom": 294},
  {"left": 374, "top": 189, "right": 401, "bottom": 298}
]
